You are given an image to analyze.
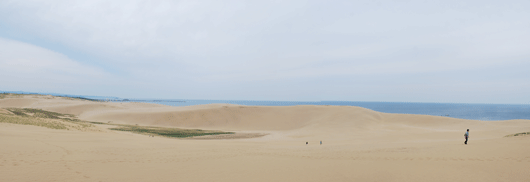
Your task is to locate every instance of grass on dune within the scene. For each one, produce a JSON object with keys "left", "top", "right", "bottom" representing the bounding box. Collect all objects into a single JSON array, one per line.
[
  {"left": 505, "top": 132, "right": 530, "bottom": 137},
  {"left": 0, "top": 93, "right": 24, "bottom": 99},
  {"left": 1, "top": 107, "right": 235, "bottom": 138},
  {"left": 0, "top": 114, "right": 69, "bottom": 130},
  {"left": 1, "top": 94, "right": 236, "bottom": 138},
  {"left": 1, "top": 108, "right": 92, "bottom": 130},
  {"left": 7, "top": 108, "right": 28, "bottom": 116},
  {"left": 0, "top": 93, "right": 102, "bottom": 102},
  {"left": 7, "top": 108, "right": 75, "bottom": 119},
  {"left": 109, "top": 125, "right": 234, "bottom": 138}
]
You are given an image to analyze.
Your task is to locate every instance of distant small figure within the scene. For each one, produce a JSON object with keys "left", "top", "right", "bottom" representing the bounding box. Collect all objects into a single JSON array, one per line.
[
  {"left": 306, "top": 142, "right": 308, "bottom": 145},
  {"left": 320, "top": 141, "right": 322, "bottom": 145},
  {"left": 464, "top": 129, "right": 469, "bottom": 145}
]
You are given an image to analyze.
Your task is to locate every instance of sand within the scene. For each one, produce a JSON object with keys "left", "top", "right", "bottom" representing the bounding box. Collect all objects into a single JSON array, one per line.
[{"left": 1, "top": 95, "right": 529, "bottom": 182}]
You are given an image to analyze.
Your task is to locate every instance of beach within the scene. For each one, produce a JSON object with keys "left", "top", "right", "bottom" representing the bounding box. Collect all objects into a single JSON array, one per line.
[{"left": 1, "top": 95, "right": 529, "bottom": 182}]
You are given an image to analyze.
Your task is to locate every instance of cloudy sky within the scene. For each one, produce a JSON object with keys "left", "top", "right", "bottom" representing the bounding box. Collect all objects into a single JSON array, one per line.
[{"left": 0, "top": 0, "right": 529, "bottom": 103}]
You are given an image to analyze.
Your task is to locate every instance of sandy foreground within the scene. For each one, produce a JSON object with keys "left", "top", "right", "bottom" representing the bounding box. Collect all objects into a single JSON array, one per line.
[{"left": 1, "top": 95, "right": 529, "bottom": 182}]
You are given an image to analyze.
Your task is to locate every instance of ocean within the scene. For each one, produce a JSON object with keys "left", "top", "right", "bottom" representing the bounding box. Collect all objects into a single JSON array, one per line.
[
  {"left": 2, "top": 91, "right": 529, "bottom": 121},
  {"left": 114, "top": 99, "right": 530, "bottom": 121}
]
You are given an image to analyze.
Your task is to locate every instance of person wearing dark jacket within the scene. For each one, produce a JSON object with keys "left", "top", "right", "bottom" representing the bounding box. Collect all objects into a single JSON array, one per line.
[{"left": 464, "top": 129, "right": 470, "bottom": 145}]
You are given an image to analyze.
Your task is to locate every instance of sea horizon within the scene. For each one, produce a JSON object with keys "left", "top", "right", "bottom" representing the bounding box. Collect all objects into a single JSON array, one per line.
[{"left": 2, "top": 91, "right": 529, "bottom": 121}]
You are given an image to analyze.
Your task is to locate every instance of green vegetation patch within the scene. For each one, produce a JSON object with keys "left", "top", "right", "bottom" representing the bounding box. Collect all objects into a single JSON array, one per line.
[
  {"left": 505, "top": 132, "right": 530, "bottom": 137},
  {"left": 0, "top": 93, "right": 103, "bottom": 102},
  {"left": 0, "top": 93, "right": 24, "bottom": 99},
  {"left": 6, "top": 108, "right": 75, "bottom": 119},
  {"left": 2, "top": 107, "right": 233, "bottom": 138},
  {"left": 7, "top": 109, "right": 28, "bottom": 116},
  {"left": 0, "top": 114, "right": 68, "bottom": 130},
  {"left": 2, "top": 108, "right": 92, "bottom": 129},
  {"left": 88, "top": 121, "right": 107, "bottom": 124},
  {"left": 110, "top": 125, "right": 234, "bottom": 138},
  {"left": 67, "top": 97, "right": 102, "bottom": 102}
]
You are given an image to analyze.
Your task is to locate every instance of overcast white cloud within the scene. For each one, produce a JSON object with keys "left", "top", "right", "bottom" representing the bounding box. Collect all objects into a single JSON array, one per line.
[
  {"left": 0, "top": 38, "right": 120, "bottom": 93},
  {"left": 0, "top": 0, "right": 529, "bottom": 103}
]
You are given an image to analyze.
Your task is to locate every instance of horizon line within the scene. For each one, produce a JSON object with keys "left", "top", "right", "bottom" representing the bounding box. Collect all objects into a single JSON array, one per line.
[{"left": 1, "top": 90, "right": 529, "bottom": 106}]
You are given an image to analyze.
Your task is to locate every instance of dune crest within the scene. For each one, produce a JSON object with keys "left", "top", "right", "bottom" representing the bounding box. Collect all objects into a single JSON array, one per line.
[{"left": 1, "top": 96, "right": 528, "bottom": 140}]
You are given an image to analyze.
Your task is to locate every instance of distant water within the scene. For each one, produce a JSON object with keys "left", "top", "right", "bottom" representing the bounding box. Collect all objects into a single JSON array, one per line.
[
  {"left": 111, "top": 99, "right": 529, "bottom": 121},
  {"left": 2, "top": 91, "right": 529, "bottom": 121}
]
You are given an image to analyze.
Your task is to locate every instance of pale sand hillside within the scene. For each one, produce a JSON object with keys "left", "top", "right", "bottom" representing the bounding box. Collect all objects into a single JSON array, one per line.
[{"left": 1, "top": 95, "right": 529, "bottom": 182}]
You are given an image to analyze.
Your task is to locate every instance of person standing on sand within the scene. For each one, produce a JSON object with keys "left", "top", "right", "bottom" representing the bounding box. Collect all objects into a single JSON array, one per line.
[{"left": 464, "top": 129, "right": 469, "bottom": 145}]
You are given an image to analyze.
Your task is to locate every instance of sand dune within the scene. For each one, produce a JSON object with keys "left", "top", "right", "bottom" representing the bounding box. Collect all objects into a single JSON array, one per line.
[{"left": 1, "top": 95, "right": 529, "bottom": 181}]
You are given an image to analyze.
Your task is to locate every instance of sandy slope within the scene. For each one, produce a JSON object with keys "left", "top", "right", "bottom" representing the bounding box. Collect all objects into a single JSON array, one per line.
[{"left": 1, "top": 96, "right": 529, "bottom": 182}]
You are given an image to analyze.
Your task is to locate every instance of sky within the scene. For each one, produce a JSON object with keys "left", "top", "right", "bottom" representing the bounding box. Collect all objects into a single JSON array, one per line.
[{"left": 0, "top": 0, "right": 529, "bottom": 104}]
